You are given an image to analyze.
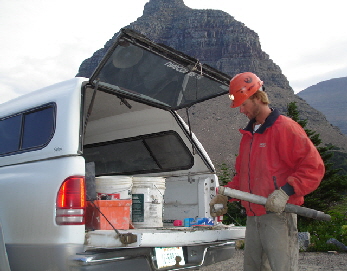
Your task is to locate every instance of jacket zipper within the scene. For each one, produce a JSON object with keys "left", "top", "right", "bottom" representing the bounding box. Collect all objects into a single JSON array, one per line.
[
  {"left": 273, "top": 176, "right": 279, "bottom": 190},
  {"left": 247, "top": 133, "right": 256, "bottom": 216}
]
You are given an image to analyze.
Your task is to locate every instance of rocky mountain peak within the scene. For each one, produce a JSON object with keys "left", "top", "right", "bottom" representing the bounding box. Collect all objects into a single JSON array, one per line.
[{"left": 143, "top": 0, "right": 188, "bottom": 16}]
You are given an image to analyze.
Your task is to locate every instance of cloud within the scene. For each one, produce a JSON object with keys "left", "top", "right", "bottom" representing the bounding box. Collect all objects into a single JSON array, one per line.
[
  {"left": 293, "top": 65, "right": 347, "bottom": 93},
  {"left": 0, "top": 0, "right": 148, "bottom": 103},
  {"left": 0, "top": 39, "right": 95, "bottom": 103},
  {"left": 282, "top": 37, "right": 347, "bottom": 92}
]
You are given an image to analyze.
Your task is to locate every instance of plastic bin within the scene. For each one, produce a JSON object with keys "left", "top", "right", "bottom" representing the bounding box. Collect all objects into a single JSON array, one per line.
[{"left": 86, "top": 199, "right": 132, "bottom": 230}]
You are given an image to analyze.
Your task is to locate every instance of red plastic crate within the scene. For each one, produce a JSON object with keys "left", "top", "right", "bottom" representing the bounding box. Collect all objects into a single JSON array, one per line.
[{"left": 86, "top": 200, "right": 132, "bottom": 230}]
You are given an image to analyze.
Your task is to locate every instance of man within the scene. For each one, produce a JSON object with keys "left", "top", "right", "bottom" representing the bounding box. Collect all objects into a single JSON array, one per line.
[{"left": 211, "top": 72, "right": 325, "bottom": 271}]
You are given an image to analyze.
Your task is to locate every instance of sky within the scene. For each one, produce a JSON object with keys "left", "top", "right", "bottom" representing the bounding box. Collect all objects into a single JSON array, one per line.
[{"left": 1, "top": 0, "right": 346, "bottom": 104}]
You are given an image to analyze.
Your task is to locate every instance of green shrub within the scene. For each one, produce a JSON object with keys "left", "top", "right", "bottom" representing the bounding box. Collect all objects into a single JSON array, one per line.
[
  {"left": 341, "top": 225, "right": 347, "bottom": 237},
  {"left": 298, "top": 207, "right": 347, "bottom": 252}
]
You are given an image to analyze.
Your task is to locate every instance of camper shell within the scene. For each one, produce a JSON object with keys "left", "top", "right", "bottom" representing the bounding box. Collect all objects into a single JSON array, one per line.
[{"left": 0, "top": 29, "right": 245, "bottom": 271}]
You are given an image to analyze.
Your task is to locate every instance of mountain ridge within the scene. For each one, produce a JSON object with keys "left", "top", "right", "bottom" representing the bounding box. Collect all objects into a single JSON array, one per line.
[{"left": 297, "top": 77, "right": 347, "bottom": 135}]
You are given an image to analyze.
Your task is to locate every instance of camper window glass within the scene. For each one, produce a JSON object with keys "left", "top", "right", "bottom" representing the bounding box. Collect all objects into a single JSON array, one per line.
[
  {"left": 0, "top": 115, "right": 21, "bottom": 154},
  {"left": 22, "top": 106, "right": 55, "bottom": 149},
  {"left": 83, "top": 131, "right": 193, "bottom": 175},
  {"left": 0, "top": 103, "right": 56, "bottom": 156}
]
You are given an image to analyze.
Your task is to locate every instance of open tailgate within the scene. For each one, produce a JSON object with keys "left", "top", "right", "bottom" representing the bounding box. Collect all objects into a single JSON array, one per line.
[{"left": 86, "top": 226, "right": 245, "bottom": 249}]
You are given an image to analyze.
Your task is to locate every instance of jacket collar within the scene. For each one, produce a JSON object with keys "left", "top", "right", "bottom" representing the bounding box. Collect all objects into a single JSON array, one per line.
[{"left": 243, "top": 108, "right": 280, "bottom": 134}]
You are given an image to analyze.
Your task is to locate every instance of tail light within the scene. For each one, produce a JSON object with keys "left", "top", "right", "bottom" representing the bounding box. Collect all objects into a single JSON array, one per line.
[{"left": 56, "top": 176, "right": 86, "bottom": 225}]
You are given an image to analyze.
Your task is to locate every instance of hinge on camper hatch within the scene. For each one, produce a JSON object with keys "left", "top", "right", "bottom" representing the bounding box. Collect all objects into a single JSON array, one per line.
[
  {"left": 185, "top": 107, "right": 195, "bottom": 155},
  {"left": 117, "top": 95, "right": 132, "bottom": 109},
  {"left": 119, "top": 233, "right": 137, "bottom": 245},
  {"left": 188, "top": 172, "right": 194, "bottom": 184}
]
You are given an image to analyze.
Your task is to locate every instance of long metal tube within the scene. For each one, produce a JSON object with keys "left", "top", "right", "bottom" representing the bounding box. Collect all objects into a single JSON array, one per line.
[{"left": 218, "top": 187, "right": 331, "bottom": 221}]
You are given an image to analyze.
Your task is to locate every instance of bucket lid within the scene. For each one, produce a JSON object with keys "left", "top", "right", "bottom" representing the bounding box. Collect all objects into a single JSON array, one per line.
[
  {"left": 96, "top": 176, "right": 132, "bottom": 183},
  {"left": 133, "top": 177, "right": 165, "bottom": 182}
]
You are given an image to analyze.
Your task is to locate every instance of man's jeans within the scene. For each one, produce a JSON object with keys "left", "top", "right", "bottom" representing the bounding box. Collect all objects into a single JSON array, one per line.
[{"left": 243, "top": 213, "right": 298, "bottom": 271}]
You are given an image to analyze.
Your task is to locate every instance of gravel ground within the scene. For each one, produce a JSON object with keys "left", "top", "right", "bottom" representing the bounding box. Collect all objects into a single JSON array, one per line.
[{"left": 199, "top": 250, "right": 347, "bottom": 271}]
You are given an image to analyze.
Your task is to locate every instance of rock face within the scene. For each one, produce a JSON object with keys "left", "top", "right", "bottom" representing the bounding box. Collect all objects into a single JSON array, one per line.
[
  {"left": 297, "top": 77, "right": 347, "bottom": 135},
  {"left": 77, "top": 0, "right": 347, "bottom": 168}
]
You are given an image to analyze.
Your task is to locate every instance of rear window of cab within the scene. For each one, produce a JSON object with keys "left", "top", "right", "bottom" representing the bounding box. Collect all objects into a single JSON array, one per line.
[
  {"left": 0, "top": 103, "right": 56, "bottom": 156},
  {"left": 83, "top": 131, "right": 194, "bottom": 175}
]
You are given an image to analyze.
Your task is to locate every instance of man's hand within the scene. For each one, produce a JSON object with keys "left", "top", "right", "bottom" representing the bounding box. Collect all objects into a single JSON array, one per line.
[
  {"left": 265, "top": 188, "right": 289, "bottom": 213},
  {"left": 209, "top": 194, "right": 228, "bottom": 217}
]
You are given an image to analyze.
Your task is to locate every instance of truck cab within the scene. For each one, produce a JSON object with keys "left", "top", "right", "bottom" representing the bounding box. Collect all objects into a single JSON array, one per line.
[{"left": 0, "top": 29, "right": 245, "bottom": 271}]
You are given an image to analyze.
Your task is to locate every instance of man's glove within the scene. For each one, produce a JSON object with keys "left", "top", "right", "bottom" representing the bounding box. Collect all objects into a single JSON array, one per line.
[
  {"left": 265, "top": 188, "right": 289, "bottom": 213},
  {"left": 209, "top": 194, "right": 228, "bottom": 217}
]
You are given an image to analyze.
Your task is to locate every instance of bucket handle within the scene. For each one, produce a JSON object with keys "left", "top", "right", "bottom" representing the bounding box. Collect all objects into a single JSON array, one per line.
[{"left": 153, "top": 184, "right": 163, "bottom": 197}]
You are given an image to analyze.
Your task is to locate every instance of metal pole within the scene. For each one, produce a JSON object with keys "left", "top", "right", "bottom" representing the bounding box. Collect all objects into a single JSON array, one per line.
[{"left": 219, "top": 187, "right": 331, "bottom": 221}]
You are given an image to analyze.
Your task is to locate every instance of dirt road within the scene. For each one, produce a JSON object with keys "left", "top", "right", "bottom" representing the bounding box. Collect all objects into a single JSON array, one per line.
[{"left": 199, "top": 250, "right": 347, "bottom": 270}]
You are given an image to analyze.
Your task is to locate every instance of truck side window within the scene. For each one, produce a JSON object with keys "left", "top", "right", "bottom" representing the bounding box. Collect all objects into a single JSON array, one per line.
[
  {"left": 0, "top": 104, "right": 55, "bottom": 156},
  {"left": 0, "top": 115, "right": 22, "bottom": 154},
  {"left": 22, "top": 106, "right": 55, "bottom": 149}
]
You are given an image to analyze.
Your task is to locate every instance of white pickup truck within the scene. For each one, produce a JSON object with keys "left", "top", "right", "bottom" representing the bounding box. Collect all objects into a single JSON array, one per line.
[{"left": 0, "top": 29, "right": 245, "bottom": 271}]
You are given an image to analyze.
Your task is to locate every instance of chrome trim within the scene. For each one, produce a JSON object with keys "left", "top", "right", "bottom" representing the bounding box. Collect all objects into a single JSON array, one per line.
[
  {"left": 72, "top": 255, "right": 127, "bottom": 263},
  {"left": 0, "top": 222, "right": 11, "bottom": 271}
]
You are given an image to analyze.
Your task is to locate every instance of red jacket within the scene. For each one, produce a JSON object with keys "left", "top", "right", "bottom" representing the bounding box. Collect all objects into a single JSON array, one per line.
[{"left": 226, "top": 109, "right": 325, "bottom": 216}]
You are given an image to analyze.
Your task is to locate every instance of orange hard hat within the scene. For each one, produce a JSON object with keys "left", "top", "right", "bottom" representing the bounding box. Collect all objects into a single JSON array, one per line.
[{"left": 229, "top": 72, "right": 263, "bottom": 108}]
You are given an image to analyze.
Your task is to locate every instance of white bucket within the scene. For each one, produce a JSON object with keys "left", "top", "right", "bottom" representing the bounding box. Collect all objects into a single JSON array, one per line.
[
  {"left": 95, "top": 176, "right": 132, "bottom": 200},
  {"left": 132, "top": 177, "right": 166, "bottom": 228}
]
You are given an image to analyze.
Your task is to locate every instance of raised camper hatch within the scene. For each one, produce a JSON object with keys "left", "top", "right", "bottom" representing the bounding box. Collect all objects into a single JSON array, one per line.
[{"left": 89, "top": 28, "right": 231, "bottom": 111}]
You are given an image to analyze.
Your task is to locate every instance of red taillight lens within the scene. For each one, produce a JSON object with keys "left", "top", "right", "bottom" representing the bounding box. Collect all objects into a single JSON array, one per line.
[{"left": 56, "top": 176, "right": 86, "bottom": 225}]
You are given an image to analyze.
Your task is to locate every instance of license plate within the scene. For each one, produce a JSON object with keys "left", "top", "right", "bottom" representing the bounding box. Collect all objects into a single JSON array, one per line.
[{"left": 155, "top": 247, "right": 185, "bottom": 268}]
